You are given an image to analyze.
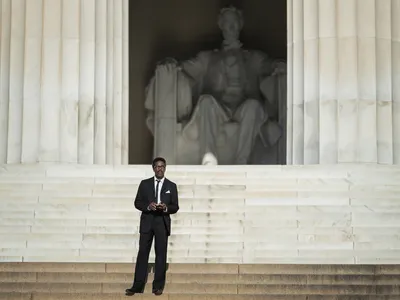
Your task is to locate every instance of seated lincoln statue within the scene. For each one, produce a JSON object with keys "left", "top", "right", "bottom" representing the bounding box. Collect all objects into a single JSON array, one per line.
[{"left": 145, "top": 6, "right": 286, "bottom": 165}]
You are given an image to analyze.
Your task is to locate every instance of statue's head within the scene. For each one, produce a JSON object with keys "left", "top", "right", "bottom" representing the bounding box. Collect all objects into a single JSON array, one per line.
[{"left": 218, "top": 6, "right": 244, "bottom": 42}]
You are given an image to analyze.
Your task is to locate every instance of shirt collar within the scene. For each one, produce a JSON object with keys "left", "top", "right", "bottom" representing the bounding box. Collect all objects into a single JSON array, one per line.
[{"left": 154, "top": 176, "right": 165, "bottom": 183}]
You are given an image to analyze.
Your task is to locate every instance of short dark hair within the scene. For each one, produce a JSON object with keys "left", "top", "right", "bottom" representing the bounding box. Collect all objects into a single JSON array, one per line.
[{"left": 152, "top": 157, "right": 166, "bottom": 168}]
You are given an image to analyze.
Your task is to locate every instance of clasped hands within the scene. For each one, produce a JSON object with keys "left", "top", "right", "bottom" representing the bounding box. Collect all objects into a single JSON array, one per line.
[{"left": 148, "top": 202, "right": 167, "bottom": 212}]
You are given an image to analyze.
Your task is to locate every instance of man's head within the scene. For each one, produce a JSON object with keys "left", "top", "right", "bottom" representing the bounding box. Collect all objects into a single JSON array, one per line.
[
  {"left": 218, "top": 6, "right": 244, "bottom": 42},
  {"left": 152, "top": 157, "right": 166, "bottom": 179}
]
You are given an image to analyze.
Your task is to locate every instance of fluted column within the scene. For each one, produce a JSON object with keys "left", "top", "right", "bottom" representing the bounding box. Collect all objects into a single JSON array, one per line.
[
  {"left": 287, "top": 0, "right": 400, "bottom": 165},
  {"left": 0, "top": 0, "right": 129, "bottom": 164}
]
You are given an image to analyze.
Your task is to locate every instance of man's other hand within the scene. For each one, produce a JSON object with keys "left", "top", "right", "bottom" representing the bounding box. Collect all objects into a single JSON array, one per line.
[
  {"left": 156, "top": 203, "right": 167, "bottom": 211},
  {"left": 148, "top": 202, "right": 157, "bottom": 211}
]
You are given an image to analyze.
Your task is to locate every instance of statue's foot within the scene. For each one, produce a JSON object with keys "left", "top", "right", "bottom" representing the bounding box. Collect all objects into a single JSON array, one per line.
[{"left": 202, "top": 153, "right": 218, "bottom": 165}]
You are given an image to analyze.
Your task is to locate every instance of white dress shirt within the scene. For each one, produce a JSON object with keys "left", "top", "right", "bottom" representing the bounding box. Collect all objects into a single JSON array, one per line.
[
  {"left": 147, "top": 177, "right": 167, "bottom": 212},
  {"left": 154, "top": 176, "right": 165, "bottom": 204}
]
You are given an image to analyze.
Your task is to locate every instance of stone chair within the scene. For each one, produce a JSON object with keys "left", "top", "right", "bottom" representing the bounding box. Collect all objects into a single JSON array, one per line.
[{"left": 144, "top": 64, "right": 287, "bottom": 165}]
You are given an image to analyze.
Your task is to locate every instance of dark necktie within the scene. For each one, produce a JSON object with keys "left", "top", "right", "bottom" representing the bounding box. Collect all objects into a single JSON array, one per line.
[{"left": 155, "top": 179, "right": 160, "bottom": 203}]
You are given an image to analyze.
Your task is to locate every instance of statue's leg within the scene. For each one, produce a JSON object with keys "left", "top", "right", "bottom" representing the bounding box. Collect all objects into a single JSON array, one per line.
[
  {"left": 233, "top": 99, "right": 265, "bottom": 164},
  {"left": 196, "top": 95, "right": 228, "bottom": 165}
]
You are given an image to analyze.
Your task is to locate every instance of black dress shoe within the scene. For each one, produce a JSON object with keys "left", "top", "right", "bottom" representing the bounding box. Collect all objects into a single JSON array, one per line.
[
  {"left": 125, "top": 288, "right": 137, "bottom": 296},
  {"left": 153, "top": 289, "right": 163, "bottom": 296}
]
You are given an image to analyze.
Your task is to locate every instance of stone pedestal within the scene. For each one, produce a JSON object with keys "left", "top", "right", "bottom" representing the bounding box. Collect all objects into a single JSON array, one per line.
[
  {"left": 287, "top": 0, "right": 400, "bottom": 165},
  {"left": 0, "top": 0, "right": 129, "bottom": 164}
]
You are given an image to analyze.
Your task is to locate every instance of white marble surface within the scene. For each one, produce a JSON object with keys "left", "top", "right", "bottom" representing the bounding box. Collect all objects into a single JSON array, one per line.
[
  {"left": 22, "top": 0, "right": 43, "bottom": 164},
  {"left": 0, "top": 0, "right": 129, "bottom": 164},
  {"left": 1, "top": 0, "right": 399, "bottom": 166},
  {"left": 0, "top": 0, "right": 11, "bottom": 163},
  {"left": 7, "top": 0, "right": 25, "bottom": 164},
  {"left": 287, "top": 0, "right": 400, "bottom": 165},
  {"left": 1, "top": 163, "right": 400, "bottom": 264}
]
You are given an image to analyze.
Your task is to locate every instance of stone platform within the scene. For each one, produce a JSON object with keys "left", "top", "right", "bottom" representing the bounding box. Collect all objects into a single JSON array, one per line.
[{"left": 1, "top": 163, "right": 400, "bottom": 298}]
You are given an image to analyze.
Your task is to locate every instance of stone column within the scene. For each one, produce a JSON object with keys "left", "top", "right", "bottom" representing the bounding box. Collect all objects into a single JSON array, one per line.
[
  {"left": 287, "top": 0, "right": 400, "bottom": 165},
  {"left": 0, "top": 0, "right": 129, "bottom": 164}
]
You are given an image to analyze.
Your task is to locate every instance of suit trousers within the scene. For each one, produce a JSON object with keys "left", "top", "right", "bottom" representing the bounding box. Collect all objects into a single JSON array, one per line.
[{"left": 132, "top": 215, "right": 168, "bottom": 292}]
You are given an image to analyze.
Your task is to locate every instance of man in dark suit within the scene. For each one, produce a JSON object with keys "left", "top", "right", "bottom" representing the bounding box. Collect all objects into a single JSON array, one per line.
[{"left": 125, "top": 157, "right": 179, "bottom": 296}]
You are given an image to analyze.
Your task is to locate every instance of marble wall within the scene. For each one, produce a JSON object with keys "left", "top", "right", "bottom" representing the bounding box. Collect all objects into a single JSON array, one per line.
[
  {"left": 0, "top": 0, "right": 129, "bottom": 164},
  {"left": 287, "top": 0, "right": 400, "bottom": 165},
  {"left": 2, "top": 0, "right": 400, "bottom": 166}
]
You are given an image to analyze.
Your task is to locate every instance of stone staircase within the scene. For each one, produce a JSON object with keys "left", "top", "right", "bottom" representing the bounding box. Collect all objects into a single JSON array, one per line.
[
  {"left": 1, "top": 262, "right": 400, "bottom": 299},
  {"left": 1, "top": 163, "right": 400, "bottom": 298}
]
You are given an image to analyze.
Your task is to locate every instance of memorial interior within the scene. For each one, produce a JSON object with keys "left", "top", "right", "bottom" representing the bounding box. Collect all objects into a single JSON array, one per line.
[{"left": 128, "top": 0, "right": 286, "bottom": 164}]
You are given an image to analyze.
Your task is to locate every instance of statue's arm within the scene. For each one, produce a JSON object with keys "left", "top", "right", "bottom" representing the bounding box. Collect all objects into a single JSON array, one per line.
[
  {"left": 144, "top": 75, "right": 156, "bottom": 134},
  {"left": 254, "top": 51, "right": 287, "bottom": 119},
  {"left": 256, "top": 51, "right": 275, "bottom": 78},
  {"left": 144, "top": 53, "right": 210, "bottom": 134},
  {"left": 176, "top": 52, "right": 210, "bottom": 120},
  {"left": 179, "top": 51, "right": 209, "bottom": 84}
]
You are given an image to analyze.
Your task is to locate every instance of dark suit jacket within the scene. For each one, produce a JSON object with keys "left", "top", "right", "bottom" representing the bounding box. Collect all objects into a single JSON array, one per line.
[{"left": 134, "top": 177, "right": 179, "bottom": 236}]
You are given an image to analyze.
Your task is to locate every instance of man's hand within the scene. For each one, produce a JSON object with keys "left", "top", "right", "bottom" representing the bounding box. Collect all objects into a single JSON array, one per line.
[
  {"left": 148, "top": 202, "right": 157, "bottom": 211},
  {"left": 156, "top": 203, "right": 167, "bottom": 212}
]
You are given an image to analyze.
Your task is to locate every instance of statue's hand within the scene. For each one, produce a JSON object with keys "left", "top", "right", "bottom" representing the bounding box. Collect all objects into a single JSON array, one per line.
[
  {"left": 271, "top": 60, "right": 287, "bottom": 76},
  {"left": 156, "top": 57, "right": 180, "bottom": 72},
  {"left": 157, "top": 57, "right": 178, "bottom": 65}
]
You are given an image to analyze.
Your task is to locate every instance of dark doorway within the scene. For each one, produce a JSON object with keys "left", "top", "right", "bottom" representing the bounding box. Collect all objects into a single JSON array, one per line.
[{"left": 128, "top": 0, "right": 287, "bottom": 164}]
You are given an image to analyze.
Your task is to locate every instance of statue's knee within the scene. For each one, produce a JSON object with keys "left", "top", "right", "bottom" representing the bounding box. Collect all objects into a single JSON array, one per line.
[
  {"left": 198, "top": 95, "right": 217, "bottom": 108},
  {"left": 244, "top": 99, "right": 263, "bottom": 111},
  {"left": 236, "top": 99, "right": 265, "bottom": 122}
]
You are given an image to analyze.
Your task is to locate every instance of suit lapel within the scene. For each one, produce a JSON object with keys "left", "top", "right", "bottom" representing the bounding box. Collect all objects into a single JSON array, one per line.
[
  {"left": 161, "top": 178, "right": 168, "bottom": 194},
  {"left": 160, "top": 179, "right": 169, "bottom": 203},
  {"left": 148, "top": 177, "right": 155, "bottom": 201},
  {"left": 148, "top": 177, "right": 169, "bottom": 203}
]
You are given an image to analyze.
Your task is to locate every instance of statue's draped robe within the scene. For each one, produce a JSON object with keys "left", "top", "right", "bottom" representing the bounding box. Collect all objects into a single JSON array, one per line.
[
  {"left": 145, "top": 48, "right": 283, "bottom": 163},
  {"left": 179, "top": 49, "right": 281, "bottom": 147}
]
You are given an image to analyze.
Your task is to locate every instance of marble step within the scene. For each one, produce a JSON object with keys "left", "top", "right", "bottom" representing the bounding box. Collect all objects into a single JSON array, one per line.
[
  {"left": 2, "top": 295, "right": 400, "bottom": 300},
  {"left": 0, "top": 263, "right": 399, "bottom": 299},
  {"left": 1, "top": 282, "right": 398, "bottom": 295},
  {"left": 1, "top": 164, "right": 400, "bottom": 264},
  {"left": 2, "top": 262, "right": 399, "bottom": 275},
  {"left": 1, "top": 186, "right": 399, "bottom": 197},
  {"left": 2, "top": 272, "right": 400, "bottom": 285}
]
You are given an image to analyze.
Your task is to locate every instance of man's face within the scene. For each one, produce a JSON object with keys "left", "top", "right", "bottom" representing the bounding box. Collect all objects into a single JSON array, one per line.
[
  {"left": 153, "top": 161, "right": 166, "bottom": 179},
  {"left": 220, "top": 12, "right": 241, "bottom": 41}
]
